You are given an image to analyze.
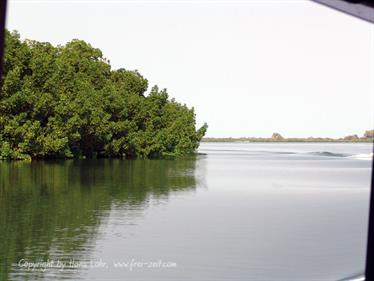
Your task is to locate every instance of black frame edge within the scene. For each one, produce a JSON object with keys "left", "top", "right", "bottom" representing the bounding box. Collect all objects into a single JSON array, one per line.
[{"left": 0, "top": 0, "right": 7, "bottom": 82}]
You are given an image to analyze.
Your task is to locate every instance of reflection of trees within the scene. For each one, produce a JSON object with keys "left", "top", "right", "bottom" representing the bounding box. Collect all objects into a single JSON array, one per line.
[{"left": 0, "top": 158, "right": 198, "bottom": 281}]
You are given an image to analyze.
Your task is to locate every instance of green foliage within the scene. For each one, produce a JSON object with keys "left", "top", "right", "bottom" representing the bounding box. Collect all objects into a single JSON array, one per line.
[{"left": 0, "top": 30, "right": 207, "bottom": 159}]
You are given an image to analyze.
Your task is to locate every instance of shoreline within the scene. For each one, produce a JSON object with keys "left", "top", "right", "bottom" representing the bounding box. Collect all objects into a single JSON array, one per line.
[{"left": 201, "top": 138, "right": 373, "bottom": 143}]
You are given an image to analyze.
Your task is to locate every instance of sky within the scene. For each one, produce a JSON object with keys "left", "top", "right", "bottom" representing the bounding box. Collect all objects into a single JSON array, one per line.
[{"left": 5, "top": 0, "right": 374, "bottom": 138}]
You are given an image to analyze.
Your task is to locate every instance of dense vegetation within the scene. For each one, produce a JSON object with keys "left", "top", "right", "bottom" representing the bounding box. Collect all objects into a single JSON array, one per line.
[{"left": 0, "top": 30, "right": 207, "bottom": 160}]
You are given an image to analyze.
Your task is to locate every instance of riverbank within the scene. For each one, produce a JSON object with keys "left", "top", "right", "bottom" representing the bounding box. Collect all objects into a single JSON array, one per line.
[
  {"left": 202, "top": 137, "right": 373, "bottom": 143},
  {"left": 202, "top": 133, "right": 374, "bottom": 143}
]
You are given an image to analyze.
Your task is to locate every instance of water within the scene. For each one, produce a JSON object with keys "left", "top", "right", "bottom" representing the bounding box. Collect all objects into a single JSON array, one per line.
[{"left": 0, "top": 142, "right": 372, "bottom": 281}]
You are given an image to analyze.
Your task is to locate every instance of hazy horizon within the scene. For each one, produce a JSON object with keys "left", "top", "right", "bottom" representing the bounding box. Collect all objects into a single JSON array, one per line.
[
  {"left": 202, "top": 131, "right": 373, "bottom": 139},
  {"left": 6, "top": 0, "right": 374, "bottom": 138}
]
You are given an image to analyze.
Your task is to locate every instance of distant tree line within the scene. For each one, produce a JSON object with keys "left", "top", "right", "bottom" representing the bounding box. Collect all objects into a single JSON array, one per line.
[
  {"left": 203, "top": 131, "right": 374, "bottom": 143},
  {"left": 0, "top": 30, "right": 207, "bottom": 160}
]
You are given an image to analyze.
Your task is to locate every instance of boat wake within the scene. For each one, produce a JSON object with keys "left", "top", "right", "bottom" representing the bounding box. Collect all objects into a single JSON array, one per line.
[
  {"left": 348, "top": 152, "right": 373, "bottom": 160},
  {"left": 309, "top": 151, "right": 348, "bottom": 158},
  {"left": 309, "top": 151, "right": 373, "bottom": 160}
]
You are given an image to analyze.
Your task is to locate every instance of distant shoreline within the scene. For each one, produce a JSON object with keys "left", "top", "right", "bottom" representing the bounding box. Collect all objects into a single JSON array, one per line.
[
  {"left": 202, "top": 131, "right": 374, "bottom": 143},
  {"left": 202, "top": 137, "right": 373, "bottom": 143}
]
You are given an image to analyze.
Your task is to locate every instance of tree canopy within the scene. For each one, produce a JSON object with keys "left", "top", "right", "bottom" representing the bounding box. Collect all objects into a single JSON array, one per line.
[{"left": 0, "top": 30, "right": 207, "bottom": 160}]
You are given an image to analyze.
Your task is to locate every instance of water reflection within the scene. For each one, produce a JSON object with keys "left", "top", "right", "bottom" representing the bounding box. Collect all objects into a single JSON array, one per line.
[{"left": 0, "top": 158, "right": 199, "bottom": 281}]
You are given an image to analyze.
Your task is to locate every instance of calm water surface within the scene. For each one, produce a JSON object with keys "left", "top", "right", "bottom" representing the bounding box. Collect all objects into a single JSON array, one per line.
[{"left": 0, "top": 142, "right": 372, "bottom": 281}]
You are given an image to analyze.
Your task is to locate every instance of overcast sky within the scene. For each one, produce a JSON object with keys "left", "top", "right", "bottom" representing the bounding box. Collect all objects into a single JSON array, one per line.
[{"left": 6, "top": 0, "right": 374, "bottom": 138}]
